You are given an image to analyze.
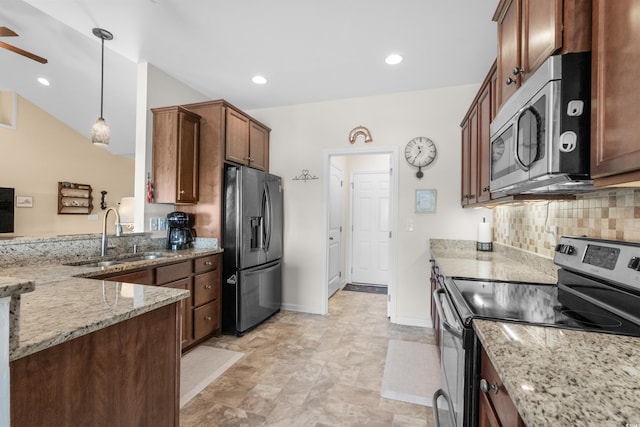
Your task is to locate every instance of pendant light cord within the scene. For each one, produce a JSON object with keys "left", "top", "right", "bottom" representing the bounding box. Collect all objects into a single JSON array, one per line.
[{"left": 100, "top": 37, "right": 104, "bottom": 119}]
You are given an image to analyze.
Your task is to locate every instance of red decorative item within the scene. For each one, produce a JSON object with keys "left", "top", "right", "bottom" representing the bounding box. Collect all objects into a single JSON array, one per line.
[{"left": 146, "top": 173, "right": 154, "bottom": 203}]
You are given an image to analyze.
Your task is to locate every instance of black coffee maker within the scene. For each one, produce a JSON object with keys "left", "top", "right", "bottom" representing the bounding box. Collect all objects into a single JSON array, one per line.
[{"left": 166, "top": 211, "right": 194, "bottom": 250}]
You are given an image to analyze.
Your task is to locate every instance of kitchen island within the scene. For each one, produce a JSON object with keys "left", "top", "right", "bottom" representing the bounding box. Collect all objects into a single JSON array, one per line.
[{"left": 0, "top": 234, "right": 221, "bottom": 426}]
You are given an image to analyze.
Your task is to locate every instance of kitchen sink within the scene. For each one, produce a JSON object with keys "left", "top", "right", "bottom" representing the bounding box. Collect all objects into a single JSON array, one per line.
[{"left": 64, "top": 252, "right": 174, "bottom": 268}]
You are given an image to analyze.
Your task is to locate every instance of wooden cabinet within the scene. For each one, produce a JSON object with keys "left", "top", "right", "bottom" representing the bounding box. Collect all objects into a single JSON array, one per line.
[
  {"left": 591, "top": 0, "right": 640, "bottom": 187},
  {"left": 225, "top": 107, "right": 270, "bottom": 171},
  {"left": 461, "top": 62, "right": 505, "bottom": 207},
  {"left": 91, "top": 254, "right": 222, "bottom": 352},
  {"left": 478, "top": 346, "right": 525, "bottom": 427},
  {"left": 11, "top": 303, "right": 181, "bottom": 427},
  {"left": 180, "top": 99, "right": 271, "bottom": 240},
  {"left": 493, "top": 0, "right": 591, "bottom": 108},
  {"left": 152, "top": 105, "right": 201, "bottom": 204}
]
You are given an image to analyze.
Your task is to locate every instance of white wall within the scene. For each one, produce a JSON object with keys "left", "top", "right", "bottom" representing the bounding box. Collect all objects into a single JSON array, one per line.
[
  {"left": 134, "top": 63, "right": 209, "bottom": 233},
  {"left": 249, "top": 85, "right": 491, "bottom": 326}
]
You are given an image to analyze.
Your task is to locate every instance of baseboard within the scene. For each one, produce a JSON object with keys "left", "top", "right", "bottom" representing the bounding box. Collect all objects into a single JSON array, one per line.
[
  {"left": 280, "top": 303, "right": 324, "bottom": 315},
  {"left": 394, "top": 316, "right": 432, "bottom": 328}
]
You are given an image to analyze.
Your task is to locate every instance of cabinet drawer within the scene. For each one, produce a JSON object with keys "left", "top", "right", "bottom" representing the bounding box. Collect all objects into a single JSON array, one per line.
[
  {"left": 193, "top": 301, "right": 219, "bottom": 340},
  {"left": 193, "top": 271, "right": 220, "bottom": 307},
  {"left": 106, "top": 268, "right": 154, "bottom": 285},
  {"left": 194, "top": 254, "right": 219, "bottom": 274},
  {"left": 156, "top": 260, "right": 192, "bottom": 285}
]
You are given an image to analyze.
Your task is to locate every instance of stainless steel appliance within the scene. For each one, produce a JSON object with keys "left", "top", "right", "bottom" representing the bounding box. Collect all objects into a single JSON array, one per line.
[
  {"left": 432, "top": 236, "right": 640, "bottom": 427},
  {"left": 166, "top": 211, "right": 194, "bottom": 250},
  {"left": 222, "top": 165, "right": 283, "bottom": 335},
  {"left": 0, "top": 188, "right": 14, "bottom": 234},
  {"left": 489, "top": 52, "right": 592, "bottom": 195}
]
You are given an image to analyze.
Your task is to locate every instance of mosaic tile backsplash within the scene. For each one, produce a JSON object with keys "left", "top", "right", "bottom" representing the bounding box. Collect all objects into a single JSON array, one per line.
[{"left": 493, "top": 188, "right": 640, "bottom": 259}]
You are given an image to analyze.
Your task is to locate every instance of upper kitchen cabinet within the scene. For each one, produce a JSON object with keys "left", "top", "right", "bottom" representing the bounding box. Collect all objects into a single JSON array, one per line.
[
  {"left": 591, "top": 0, "right": 640, "bottom": 187},
  {"left": 152, "top": 106, "right": 201, "bottom": 204},
  {"left": 461, "top": 62, "right": 505, "bottom": 207},
  {"left": 493, "top": 0, "right": 591, "bottom": 109},
  {"left": 225, "top": 107, "right": 270, "bottom": 171}
]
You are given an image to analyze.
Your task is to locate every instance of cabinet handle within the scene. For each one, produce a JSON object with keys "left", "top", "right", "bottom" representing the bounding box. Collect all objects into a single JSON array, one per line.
[
  {"left": 512, "top": 67, "right": 524, "bottom": 75},
  {"left": 204, "top": 261, "right": 213, "bottom": 266},
  {"left": 506, "top": 77, "right": 516, "bottom": 85},
  {"left": 245, "top": 156, "right": 253, "bottom": 162},
  {"left": 179, "top": 190, "right": 185, "bottom": 194},
  {"left": 480, "top": 378, "right": 499, "bottom": 394},
  {"left": 205, "top": 284, "right": 212, "bottom": 289},
  {"left": 204, "top": 315, "right": 212, "bottom": 321}
]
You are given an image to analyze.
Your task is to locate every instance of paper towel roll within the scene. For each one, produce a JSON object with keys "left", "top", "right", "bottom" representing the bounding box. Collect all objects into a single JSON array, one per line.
[{"left": 477, "top": 220, "right": 492, "bottom": 243}]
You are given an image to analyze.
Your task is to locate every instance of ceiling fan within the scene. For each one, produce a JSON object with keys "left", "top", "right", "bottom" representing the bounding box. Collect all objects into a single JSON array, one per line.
[{"left": 0, "top": 26, "right": 47, "bottom": 64}]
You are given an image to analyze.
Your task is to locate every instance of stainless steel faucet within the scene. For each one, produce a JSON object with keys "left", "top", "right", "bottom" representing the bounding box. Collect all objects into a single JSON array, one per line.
[{"left": 101, "top": 207, "right": 123, "bottom": 256}]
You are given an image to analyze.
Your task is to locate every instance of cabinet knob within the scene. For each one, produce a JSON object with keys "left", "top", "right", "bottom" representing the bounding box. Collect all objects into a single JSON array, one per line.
[
  {"left": 204, "top": 315, "right": 212, "bottom": 321},
  {"left": 506, "top": 77, "right": 516, "bottom": 85},
  {"left": 205, "top": 284, "right": 212, "bottom": 289},
  {"left": 204, "top": 261, "right": 213, "bottom": 266},
  {"left": 179, "top": 190, "right": 185, "bottom": 194},
  {"left": 245, "top": 156, "right": 254, "bottom": 162},
  {"left": 480, "top": 378, "right": 499, "bottom": 394},
  {"left": 512, "top": 67, "right": 524, "bottom": 75}
]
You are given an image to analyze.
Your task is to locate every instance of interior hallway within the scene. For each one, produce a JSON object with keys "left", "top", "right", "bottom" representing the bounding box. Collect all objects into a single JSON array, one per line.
[{"left": 180, "top": 289, "right": 437, "bottom": 426}]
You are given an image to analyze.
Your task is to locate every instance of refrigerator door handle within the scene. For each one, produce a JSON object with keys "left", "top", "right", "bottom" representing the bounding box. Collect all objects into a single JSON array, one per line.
[{"left": 263, "top": 183, "right": 272, "bottom": 252}]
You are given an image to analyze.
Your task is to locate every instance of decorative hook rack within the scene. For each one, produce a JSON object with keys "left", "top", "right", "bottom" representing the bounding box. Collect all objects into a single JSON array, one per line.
[{"left": 292, "top": 169, "right": 319, "bottom": 182}]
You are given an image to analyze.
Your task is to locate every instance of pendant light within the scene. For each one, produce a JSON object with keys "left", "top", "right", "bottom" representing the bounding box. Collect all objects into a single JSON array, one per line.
[{"left": 91, "top": 27, "right": 113, "bottom": 147}]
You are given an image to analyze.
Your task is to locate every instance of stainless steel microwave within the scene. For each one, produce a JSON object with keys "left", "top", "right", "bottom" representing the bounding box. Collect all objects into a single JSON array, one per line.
[{"left": 489, "top": 52, "right": 593, "bottom": 195}]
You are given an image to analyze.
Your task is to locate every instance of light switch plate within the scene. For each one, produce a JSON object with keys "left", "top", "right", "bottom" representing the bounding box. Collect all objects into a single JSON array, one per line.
[{"left": 149, "top": 217, "right": 159, "bottom": 231}]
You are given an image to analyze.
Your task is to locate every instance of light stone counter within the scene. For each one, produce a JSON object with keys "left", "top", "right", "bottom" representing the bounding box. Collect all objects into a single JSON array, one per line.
[
  {"left": 0, "top": 245, "right": 222, "bottom": 361},
  {"left": 430, "top": 239, "right": 557, "bottom": 283},
  {"left": 474, "top": 319, "right": 640, "bottom": 426}
]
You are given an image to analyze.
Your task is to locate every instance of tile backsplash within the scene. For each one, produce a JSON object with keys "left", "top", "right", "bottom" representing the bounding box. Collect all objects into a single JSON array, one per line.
[{"left": 493, "top": 188, "right": 640, "bottom": 259}]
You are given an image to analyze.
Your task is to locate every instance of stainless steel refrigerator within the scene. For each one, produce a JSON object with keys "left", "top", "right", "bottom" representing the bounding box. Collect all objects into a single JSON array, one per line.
[{"left": 222, "top": 165, "right": 283, "bottom": 335}]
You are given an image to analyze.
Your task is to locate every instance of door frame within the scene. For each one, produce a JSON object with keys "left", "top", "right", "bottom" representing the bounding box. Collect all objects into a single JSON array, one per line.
[{"left": 321, "top": 146, "right": 399, "bottom": 322}]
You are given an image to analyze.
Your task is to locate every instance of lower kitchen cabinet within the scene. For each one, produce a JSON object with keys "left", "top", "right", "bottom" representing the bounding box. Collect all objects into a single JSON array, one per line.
[
  {"left": 92, "top": 253, "right": 222, "bottom": 352},
  {"left": 479, "top": 346, "right": 525, "bottom": 427}
]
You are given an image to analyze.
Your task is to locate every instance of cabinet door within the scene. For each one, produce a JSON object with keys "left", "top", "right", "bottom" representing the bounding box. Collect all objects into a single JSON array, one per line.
[
  {"left": 156, "top": 260, "right": 192, "bottom": 285},
  {"left": 193, "top": 270, "right": 220, "bottom": 307},
  {"left": 461, "top": 118, "right": 472, "bottom": 206},
  {"left": 225, "top": 108, "right": 250, "bottom": 166},
  {"left": 162, "top": 277, "right": 193, "bottom": 348},
  {"left": 176, "top": 111, "right": 200, "bottom": 203},
  {"left": 496, "top": 0, "right": 521, "bottom": 108},
  {"left": 477, "top": 83, "right": 492, "bottom": 203},
  {"left": 591, "top": 0, "right": 640, "bottom": 184},
  {"left": 249, "top": 122, "right": 269, "bottom": 171},
  {"left": 521, "top": 0, "right": 562, "bottom": 78},
  {"left": 479, "top": 347, "right": 525, "bottom": 426}
]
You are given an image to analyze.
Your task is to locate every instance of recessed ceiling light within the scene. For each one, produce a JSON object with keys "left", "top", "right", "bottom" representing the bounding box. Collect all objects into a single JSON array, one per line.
[
  {"left": 385, "top": 54, "right": 403, "bottom": 65},
  {"left": 252, "top": 75, "right": 267, "bottom": 85},
  {"left": 37, "top": 77, "right": 50, "bottom": 86}
]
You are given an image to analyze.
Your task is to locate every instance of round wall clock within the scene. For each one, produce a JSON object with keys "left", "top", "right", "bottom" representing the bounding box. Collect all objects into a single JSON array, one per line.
[{"left": 404, "top": 136, "right": 437, "bottom": 178}]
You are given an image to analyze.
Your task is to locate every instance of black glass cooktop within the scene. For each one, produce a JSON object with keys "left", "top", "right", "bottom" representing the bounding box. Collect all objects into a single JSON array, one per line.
[{"left": 448, "top": 276, "right": 640, "bottom": 337}]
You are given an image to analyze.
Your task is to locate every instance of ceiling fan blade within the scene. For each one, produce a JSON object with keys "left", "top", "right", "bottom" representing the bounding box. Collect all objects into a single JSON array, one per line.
[
  {"left": 0, "top": 41, "right": 48, "bottom": 64},
  {"left": 0, "top": 27, "right": 19, "bottom": 37}
]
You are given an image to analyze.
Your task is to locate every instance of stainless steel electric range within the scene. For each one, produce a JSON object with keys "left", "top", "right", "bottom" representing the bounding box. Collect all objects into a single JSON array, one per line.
[{"left": 433, "top": 236, "right": 640, "bottom": 427}]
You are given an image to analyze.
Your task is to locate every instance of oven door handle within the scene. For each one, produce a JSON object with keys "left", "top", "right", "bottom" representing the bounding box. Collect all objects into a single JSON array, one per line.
[
  {"left": 433, "top": 388, "right": 457, "bottom": 427},
  {"left": 433, "top": 288, "right": 464, "bottom": 339}
]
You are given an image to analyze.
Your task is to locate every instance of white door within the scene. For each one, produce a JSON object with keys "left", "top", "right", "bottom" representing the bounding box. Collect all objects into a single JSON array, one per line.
[
  {"left": 351, "top": 171, "right": 390, "bottom": 285},
  {"left": 328, "top": 164, "right": 344, "bottom": 297}
]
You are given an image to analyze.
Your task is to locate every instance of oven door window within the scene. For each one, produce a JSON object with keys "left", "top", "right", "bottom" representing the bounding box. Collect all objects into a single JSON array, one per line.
[{"left": 515, "top": 95, "right": 545, "bottom": 170}]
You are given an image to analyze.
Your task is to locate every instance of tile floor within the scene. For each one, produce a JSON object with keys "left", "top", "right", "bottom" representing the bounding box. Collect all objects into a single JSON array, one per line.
[{"left": 180, "top": 289, "right": 438, "bottom": 426}]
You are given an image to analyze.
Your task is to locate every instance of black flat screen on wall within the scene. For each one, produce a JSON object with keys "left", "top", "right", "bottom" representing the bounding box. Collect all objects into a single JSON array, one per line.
[{"left": 0, "top": 187, "right": 15, "bottom": 233}]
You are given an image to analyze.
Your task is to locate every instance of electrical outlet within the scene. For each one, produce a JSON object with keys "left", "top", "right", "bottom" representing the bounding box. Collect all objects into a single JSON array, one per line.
[{"left": 149, "top": 217, "right": 159, "bottom": 231}]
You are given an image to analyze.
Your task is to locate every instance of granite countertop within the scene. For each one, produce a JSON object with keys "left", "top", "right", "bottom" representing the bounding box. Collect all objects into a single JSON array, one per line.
[
  {"left": 1, "top": 247, "right": 222, "bottom": 361},
  {"left": 474, "top": 319, "right": 640, "bottom": 426},
  {"left": 430, "top": 240, "right": 558, "bottom": 284}
]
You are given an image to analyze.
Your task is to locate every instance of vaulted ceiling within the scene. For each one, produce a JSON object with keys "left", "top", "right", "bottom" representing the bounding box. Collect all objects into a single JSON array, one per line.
[{"left": 2, "top": 0, "right": 498, "bottom": 156}]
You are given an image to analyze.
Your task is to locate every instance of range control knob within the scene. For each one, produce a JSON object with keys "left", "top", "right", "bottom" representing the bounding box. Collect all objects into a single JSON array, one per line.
[
  {"left": 555, "top": 244, "right": 576, "bottom": 255},
  {"left": 628, "top": 257, "right": 640, "bottom": 271}
]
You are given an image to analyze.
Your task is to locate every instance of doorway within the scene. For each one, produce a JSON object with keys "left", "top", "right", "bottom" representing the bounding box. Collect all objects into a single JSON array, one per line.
[{"left": 322, "top": 147, "right": 398, "bottom": 321}]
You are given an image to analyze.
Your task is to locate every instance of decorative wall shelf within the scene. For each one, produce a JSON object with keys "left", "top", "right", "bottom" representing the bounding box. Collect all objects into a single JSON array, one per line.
[{"left": 58, "top": 182, "right": 93, "bottom": 214}]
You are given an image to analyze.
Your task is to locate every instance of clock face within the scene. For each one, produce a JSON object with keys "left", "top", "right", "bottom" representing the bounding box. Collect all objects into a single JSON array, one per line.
[{"left": 404, "top": 137, "right": 437, "bottom": 167}]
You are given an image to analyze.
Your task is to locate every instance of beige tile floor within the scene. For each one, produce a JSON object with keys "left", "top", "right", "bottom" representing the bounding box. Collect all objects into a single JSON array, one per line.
[{"left": 180, "top": 289, "right": 438, "bottom": 426}]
